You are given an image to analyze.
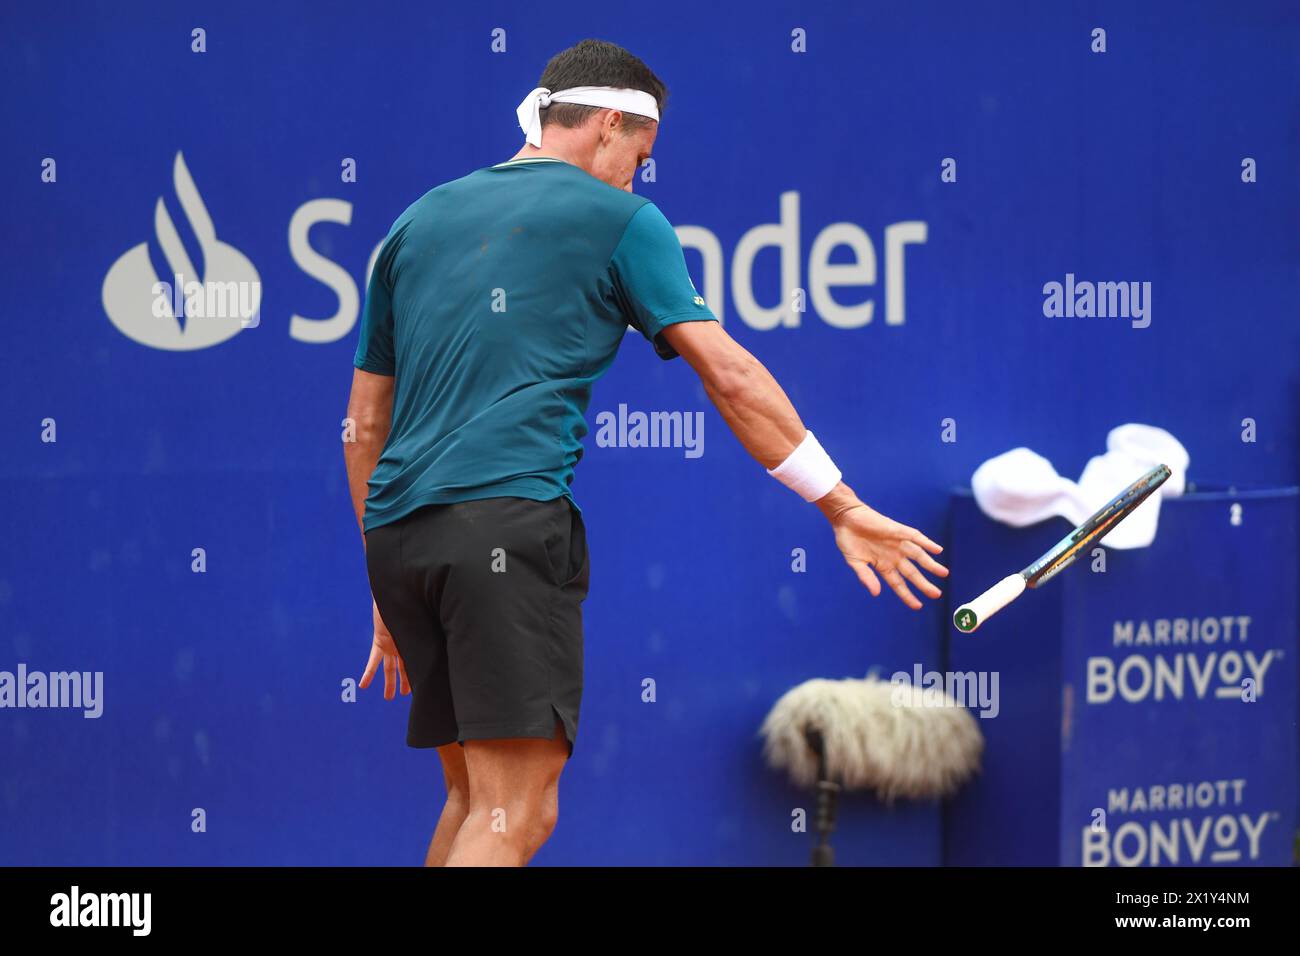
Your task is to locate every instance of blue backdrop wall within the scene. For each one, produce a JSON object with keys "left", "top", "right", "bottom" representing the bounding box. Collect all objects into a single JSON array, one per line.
[{"left": 2, "top": 0, "right": 1297, "bottom": 865}]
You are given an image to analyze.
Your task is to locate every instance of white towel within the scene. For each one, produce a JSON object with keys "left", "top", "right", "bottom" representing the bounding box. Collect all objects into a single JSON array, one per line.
[{"left": 971, "top": 425, "right": 1189, "bottom": 549}]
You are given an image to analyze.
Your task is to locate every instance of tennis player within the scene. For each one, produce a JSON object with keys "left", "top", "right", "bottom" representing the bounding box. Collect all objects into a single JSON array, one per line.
[{"left": 343, "top": 39, "right": 948, "bottom": 867}]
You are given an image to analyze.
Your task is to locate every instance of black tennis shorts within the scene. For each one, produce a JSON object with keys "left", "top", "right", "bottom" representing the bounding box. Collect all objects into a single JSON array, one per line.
[{"left": 364, "top": 495, "right": 590, "bottom": 758}]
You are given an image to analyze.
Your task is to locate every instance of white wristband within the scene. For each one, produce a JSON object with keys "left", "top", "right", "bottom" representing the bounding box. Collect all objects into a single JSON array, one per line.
[{"left": 766, "top": 430, "right": 842, "bottom": 502}]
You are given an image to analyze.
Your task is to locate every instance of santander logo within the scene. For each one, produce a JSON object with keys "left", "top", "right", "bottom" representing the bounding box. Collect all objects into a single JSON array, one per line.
[
  {"left": 102, "top": 152, "right": 261, "bottom": 351},
  {"left": 101, "top": 158, "right": 927, "bottom": 354}
]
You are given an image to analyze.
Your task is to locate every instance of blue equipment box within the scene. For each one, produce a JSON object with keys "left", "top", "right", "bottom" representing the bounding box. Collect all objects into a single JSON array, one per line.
[{"left": 942, "top": 486, "right": 1297, "bottom": 866}]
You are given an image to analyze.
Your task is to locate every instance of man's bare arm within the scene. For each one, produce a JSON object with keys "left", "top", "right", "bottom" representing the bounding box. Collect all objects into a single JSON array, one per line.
[
  {"left": 344, "top": 367, "right": 410, "bottom": 698},
  {"left": 344, "top": 368, "right": 395, "bottom": 537},
  {"left": 660, "top": 319, "right": 948, "bottom": 609}
]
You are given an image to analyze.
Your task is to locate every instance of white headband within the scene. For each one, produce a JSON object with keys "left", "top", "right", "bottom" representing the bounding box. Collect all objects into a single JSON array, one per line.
[{"left": 516, "top": 86, "right": 660, "bottom": 147}]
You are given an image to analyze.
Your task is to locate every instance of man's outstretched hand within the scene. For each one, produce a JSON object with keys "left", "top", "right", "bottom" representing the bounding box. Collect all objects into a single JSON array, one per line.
[
  {"left": 360, "top": 599, "right": 410, "bottom": 699},
  {"left": 822, "top": 499, "right": 949, "bottom": 610}
]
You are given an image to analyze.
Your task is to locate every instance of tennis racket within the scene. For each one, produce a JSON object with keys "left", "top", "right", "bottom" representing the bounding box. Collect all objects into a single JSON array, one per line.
[{"left": 952, "top": 463, "right": 1172, "bottom": 633}]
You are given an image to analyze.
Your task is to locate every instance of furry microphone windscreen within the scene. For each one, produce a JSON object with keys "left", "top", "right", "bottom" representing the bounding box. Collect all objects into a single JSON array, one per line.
[{"left": 759, "top": 674, "right": 985, "bottom": 803}]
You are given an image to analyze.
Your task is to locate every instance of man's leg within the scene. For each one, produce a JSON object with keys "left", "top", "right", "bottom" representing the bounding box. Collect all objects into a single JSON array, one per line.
[
  {"left": 425, "top": 741, "right": 470, "bottom": 867},
  {"left": 366, "top": 506, "right": 469, "bottom": 865},
  {"left": 444, "top": 719, "right": 570, "bottom": 867}
]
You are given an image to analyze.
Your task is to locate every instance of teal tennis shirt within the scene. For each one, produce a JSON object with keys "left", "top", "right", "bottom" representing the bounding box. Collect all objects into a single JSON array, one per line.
[{"left": 353, "top": 157, "right": 719, "bottom": 532}]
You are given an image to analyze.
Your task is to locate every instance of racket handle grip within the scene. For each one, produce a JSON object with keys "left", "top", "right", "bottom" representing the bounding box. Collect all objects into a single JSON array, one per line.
[{"left": 953, "top": 574, "right": 1027, "bottom": 633}]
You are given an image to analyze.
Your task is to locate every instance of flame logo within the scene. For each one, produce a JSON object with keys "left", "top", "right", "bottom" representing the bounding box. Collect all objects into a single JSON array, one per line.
[{"left": 102, "top": 152, "right": 261, "bottom": 350}]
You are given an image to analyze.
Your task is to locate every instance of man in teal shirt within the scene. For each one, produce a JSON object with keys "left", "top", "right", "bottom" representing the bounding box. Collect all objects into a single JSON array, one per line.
[
  {"left": 344, "top": 40, "right": 948, "bottom": 867},
  {"left": 352, "top": 155, "right": 713, "bottom": 528}
]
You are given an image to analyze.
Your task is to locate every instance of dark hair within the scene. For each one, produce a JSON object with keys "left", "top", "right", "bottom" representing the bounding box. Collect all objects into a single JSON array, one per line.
[{"left": 537, "top": 39, "right": 668, "bottom": 135}]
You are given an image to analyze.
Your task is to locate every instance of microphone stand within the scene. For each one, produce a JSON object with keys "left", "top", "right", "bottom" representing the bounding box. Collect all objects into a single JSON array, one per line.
[{"left": 805, "top": 726, "right": 840, "bottom": 867}]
